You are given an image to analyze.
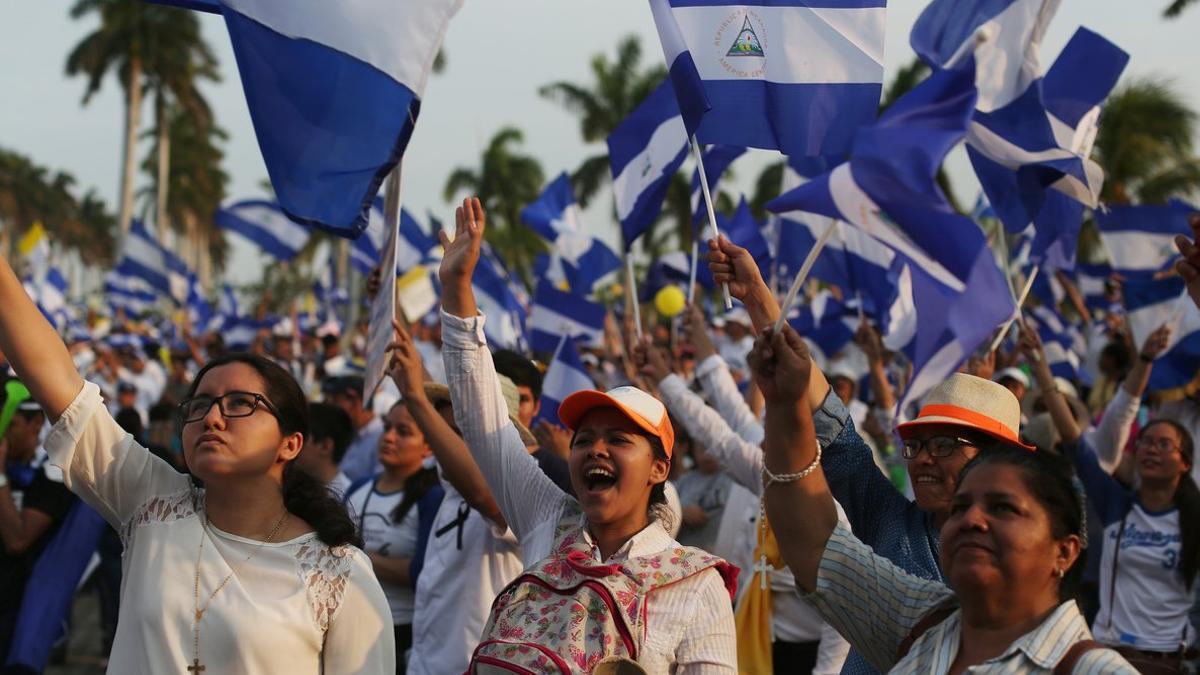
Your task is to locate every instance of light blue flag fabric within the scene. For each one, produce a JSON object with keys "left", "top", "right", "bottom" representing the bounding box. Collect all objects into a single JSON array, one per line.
[
  {"left": 650, "top": 0, "right": 886, "bottom": 157},
  {"left": 608, "top": 80, "right": 690, "bottom": 250},
  {"left": 474, "top": 245, "right": 529, "bottom": 353},
  {"left": 351, "top": 201, "right": 439, "bottom": 276},
  {"left": 529, "top": 283, "right": 607, "bottom": 356},
  {"left": 914, "top": 1, "right": 1128, "bottom": 246},
  {"left": 1096, "top": 199, "right": 1196, "bottom": 279},
  {"left": 215, "top": 199, "right": 312, "bottom": 261},
  {"left": 104, "top": 268, "right": 158, "bottom": 317},
  {"left": 534, "top": 336, "right": 596, "bottom": 429},
  {"left": 786, "top": 292, "right": 858, "bottom": 365},
  {"left": 116, "top": 220, "right": 191, "bottom": 305},
  {"left": 1124, "top": 275, "right": 1200, "bottom": 392},
  {"left": 690, "top": 145, "right": 744, "bottom": 227},
  {"left": 769, "top": 63, "right": 1015, "bottom": 414},
  {"left": 164, "top": 0, "right": 462, "bottom": 237},
  {"left": 521, "top": 173, "right": 581, "bottom": 243}
]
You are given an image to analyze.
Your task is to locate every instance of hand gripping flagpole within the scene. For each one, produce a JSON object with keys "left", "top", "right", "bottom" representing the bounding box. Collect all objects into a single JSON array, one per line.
[
  {"left": 690, "top": 136, "right": 733, "bottom": 310},
  {"left": 772, "top": 217, "right": 838, "bottom": 334}
]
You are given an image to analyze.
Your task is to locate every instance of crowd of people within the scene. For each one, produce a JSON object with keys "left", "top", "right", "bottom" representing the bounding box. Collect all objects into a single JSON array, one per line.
[{"left": 1, "top": 198, "right": 1199, "bottom": 673}]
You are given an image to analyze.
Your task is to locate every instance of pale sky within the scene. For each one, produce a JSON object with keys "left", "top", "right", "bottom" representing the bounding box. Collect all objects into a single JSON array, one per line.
[{"left": 2, "top": 1, "right": 1198, "bottom": 284}]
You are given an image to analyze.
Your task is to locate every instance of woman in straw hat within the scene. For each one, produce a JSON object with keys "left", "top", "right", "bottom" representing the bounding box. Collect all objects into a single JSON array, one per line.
[
  {"left": 751, "top": 323, "right": 1135, "bottom": 673},
  {"left": 1022, "top": 322, "right": 1200, "bottom": 672},
  {"left": 438, "top": 198, "right": 737, "bottom": 674},
  {"left": 0, "top": 256, "right": 394, "bottom": 673}
]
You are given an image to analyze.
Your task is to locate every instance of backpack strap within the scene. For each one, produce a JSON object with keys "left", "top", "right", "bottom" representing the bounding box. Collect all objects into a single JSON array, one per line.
[
  {"left": 896, "top": 601, "right": 957, "bottom": 662},
  {"left": 1053, "top": 640, "right": 1104, "bottom": 675}
]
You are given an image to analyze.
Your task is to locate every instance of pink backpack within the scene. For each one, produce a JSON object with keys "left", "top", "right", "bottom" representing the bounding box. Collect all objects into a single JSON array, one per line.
[{"left": 469, "top": 508, "right": 737, "bottom": 674}]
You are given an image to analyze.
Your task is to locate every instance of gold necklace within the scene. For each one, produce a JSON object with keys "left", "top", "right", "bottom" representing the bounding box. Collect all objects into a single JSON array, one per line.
[{"left": 189, "top": 509, "right": 289, "bottom": 673}]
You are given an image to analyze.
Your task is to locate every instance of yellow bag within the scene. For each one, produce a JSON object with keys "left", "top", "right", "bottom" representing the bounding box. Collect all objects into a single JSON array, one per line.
[{"left": 734, "top": 516, "right": 782, "bottom": 675}]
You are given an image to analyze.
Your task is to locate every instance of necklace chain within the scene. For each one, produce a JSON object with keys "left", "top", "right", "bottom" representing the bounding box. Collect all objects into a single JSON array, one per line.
[{"left": 190, "top": 508, "right": 289, "bottom": 672}]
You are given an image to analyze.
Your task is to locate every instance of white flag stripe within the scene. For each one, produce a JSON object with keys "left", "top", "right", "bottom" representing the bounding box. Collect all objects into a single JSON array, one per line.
[
  {"left": 612, "top": 115, "right": 688, "bottom": 221},
  {"left": 223, "top": 0, "right": 463, "bottom": 96},
  {"left": 229, "top": 202, "right": 309, "bottom": 247},
  {"left": 1100, "top": 231, "right": 1180, "bottom": 273},
  {"left": 531, "top": 306, "right": 604, "bottom": 347},
  {"left": 952, "top": 0, "right": 1061, "bottom": 112},
  {"left": 669, "top": 5, "right": 885, "bottom": 84}
]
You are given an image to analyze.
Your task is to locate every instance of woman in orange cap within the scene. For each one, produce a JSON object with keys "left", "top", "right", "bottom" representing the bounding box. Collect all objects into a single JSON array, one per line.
[{"left": 438, "top": 198, "right": 737, "bottom": 674}]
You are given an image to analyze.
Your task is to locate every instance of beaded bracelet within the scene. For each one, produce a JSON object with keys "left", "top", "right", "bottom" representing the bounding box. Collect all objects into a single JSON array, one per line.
[{"left": 762, "top": 442, "right": 823, "bottom": 486}]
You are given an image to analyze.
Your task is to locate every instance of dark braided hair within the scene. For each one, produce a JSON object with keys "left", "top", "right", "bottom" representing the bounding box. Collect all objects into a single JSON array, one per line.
[{"left": 186, "top": 353, "right": 361, "bottom": 548}]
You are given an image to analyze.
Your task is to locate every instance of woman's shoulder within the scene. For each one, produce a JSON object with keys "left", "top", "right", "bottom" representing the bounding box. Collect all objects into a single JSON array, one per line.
[{"left": 291, "top": 537, "right": 382, "bottom": 630}]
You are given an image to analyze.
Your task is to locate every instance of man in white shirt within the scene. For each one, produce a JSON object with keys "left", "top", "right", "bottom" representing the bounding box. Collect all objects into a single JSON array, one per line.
[{"left": 295, "top": 402, "right": 353, "bottom": 497}]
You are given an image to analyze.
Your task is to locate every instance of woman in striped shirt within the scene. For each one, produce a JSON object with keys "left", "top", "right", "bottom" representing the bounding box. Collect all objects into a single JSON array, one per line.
[{"left": 751, "top": 324, "right": 1134, "bottom": 673}]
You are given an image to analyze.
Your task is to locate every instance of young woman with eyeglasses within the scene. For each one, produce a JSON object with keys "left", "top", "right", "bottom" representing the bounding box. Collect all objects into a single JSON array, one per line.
[
  {"left": 1022, "top": 322, "right": 1199, "bottom": 672},
  {"left": 0, "top": 255, "right": 395, "bottom": 673}
]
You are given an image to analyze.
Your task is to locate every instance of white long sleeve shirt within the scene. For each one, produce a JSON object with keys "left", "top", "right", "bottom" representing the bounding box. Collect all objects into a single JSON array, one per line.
[{"left": 440, "top": 311, "right": 737, "bottom": 674}]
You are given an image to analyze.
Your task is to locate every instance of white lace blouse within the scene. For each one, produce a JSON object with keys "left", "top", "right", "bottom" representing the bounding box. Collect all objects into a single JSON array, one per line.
[{"left": 45, "top": 381, "right": 395, "bottom": 675}]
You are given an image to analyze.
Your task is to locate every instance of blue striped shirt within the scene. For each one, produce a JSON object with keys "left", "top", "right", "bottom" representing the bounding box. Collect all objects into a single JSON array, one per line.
[{"left": 805, "top": 525, "right": 1136, "bottom": 673}]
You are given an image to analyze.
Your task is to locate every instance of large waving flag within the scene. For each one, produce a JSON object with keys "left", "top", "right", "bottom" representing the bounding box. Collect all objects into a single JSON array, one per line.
[
  {"left": 649, "top": 0, "right": 886, "bottom": 157},
  {"left": 215, "top": 199, "right": 312, "bottom": 261},
  {"left": 534, "top": 336, "right": 595, "bottom": 429},
  {"left": 529, "top": 283, "right": 607, "bottom": 355},
  {"left": 1096, "top": 200, "right": 1196, "bottom": 278},
  {"left": 769, "top": 64, "right": 1015, "bottom": 413},
  {"left": 913, "top": 2, "right": 1128, "bottom": 240},
  {"left": 1124, "top": 276, "right": 1200, "bottom": 393},
  {"left": 521, "top": 173, "right": 584, "bottom": 243},
  {"left": 608, "top": 80, "right": 690, "bottom": 249},
  {"left": 166, "top": 0, "right": 462, "bottom": 236},
  {"left": 522, "top": 174, "right": 621, "bottom": 294}
]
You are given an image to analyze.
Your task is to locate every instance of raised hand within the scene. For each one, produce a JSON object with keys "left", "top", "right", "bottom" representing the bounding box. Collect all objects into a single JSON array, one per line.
[
  {"left": 1140, "top": 324, "right": 1172, "bottom": 361},
  {"left": 1176, "top": 213, "right": 1200, "bottom": 310},
  {"left": 532, "top": 420, "right": 571, "bottom": 461},
  {"left": 706, "top": 236, "right": 779, "bottom": 331},
  {"left": 854, "top": 322, "right": 885, "bottom": 365},
  {"left": 747, "top": 325, "right": 812, "bottom": 404},
  {"left": 439, "top": 197, "right": 486, "bottom": 318},
  {"left": 632, "top": 337, "right": 672, "bottom": 385},
  {"left": 682, "top": 304, "right": 716, "bottom": 361},
  {"left": 386, "top": 319, "right": 427, "bottom": 404}
]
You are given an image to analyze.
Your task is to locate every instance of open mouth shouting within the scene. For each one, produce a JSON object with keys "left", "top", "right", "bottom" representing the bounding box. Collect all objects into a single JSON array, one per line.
[{"left": 584, "top": 464, "right": 619, "bottom": 495}]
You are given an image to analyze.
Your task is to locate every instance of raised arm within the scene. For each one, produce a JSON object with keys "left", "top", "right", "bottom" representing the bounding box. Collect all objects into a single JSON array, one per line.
[
  {"left": 684, "top": 305, "right": 763, "bottom": 445},
  {"left": 751, "top": 326, "right": 838, "bottom": 592},
  {"left": 387, "top": 319, "right": 506, "bottom": 529},
  {"left": 1019, "top": 322, "right": 1082, "bottom": 445},
  {"left": 0, "top": 255, "right": 84, "bottom": 419},
  {"left": 1086, "top": 325, "right": 1168, "bottom": 475},
  {"left": 439, "top": 198, "right": 566, "bottom": 540}
]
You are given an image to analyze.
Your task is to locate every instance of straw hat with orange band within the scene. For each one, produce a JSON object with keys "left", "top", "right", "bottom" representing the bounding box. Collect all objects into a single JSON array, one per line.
[{"left": 897, "top": 373, "right": 1035, "bottom": 451}]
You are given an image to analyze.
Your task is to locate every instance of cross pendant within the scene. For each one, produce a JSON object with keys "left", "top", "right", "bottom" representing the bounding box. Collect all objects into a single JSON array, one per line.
[
  {"left": 187, "top": 658, "right": 206, "bottom": 673},
  {"left": 755, "top": 554, "right": 770, "bottom": 591}
]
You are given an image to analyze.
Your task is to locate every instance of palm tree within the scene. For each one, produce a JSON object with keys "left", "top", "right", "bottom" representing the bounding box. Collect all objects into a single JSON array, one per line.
[
  {"left": 539, "top": 35, "right": 666, "bottom": 205},
  {"left": 444, "top": 127, "right": 545, "bottom": 286},
  {"left": 1093, "top": 78, "right": 1200, "bottom": 205},
  {"left": 140, "top": 8, "right": 220, "bottom": 240},
  {"left": 66, "top": 0, "right": 198, "bottom": 236},
  {"left": 1165, "top": 0, "right": 1197, "bottom": 17}
]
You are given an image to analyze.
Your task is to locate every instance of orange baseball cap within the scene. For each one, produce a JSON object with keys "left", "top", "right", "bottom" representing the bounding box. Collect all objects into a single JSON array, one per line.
[{"left": 558, "top": 386, "right": 675, "bottom": 458}]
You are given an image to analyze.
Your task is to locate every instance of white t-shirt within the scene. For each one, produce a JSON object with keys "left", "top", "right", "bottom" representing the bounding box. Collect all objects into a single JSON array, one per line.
[
  {"left": 407, "top": 481, "right": 523, "bottom": 675},
  {"left": 45, "top": 382, "right": 394, "bottom": 674},
  {"left": 1094, "top": 502, "right": 1196, "bottom": 651},
  {"left": 345, "top": 478, "right": 421, "bottom": 625}
]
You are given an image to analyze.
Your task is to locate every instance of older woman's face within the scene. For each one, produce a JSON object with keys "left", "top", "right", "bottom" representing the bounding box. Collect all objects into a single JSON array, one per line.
[{"left": 939, "top": 463, "right": 1079, "bottom": 599}]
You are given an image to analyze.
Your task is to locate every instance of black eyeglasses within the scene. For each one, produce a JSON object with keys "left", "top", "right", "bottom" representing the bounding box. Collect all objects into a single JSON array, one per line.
[
  {"left": 901, "top": 435, "right": 979, "bottom": 460},
  {"left": 1135, "top": 437, "right": 1181, "bottom": 454},
  {"left": 179, "top": 392, "right": 278, "bottom": 425}
]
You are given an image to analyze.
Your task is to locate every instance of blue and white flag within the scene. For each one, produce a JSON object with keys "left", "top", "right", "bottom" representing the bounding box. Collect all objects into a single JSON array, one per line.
[
  {"left": 608, "top": 80, "right": 690, "bottom": 249},
  {"left": 534, "top": 336, "right": 595, "bottom": 429},
  {"left": 521, "top": 173, "right": 584, "bottom": 243},
  {"left": 1074, "top": 262, "right": 1112, "bottom": 311},
  {"left": 1124, "top": 276, "right": 1200, "bottom": 392},
  {"left": 914, "top": 2, "right": 1128, "bottom": 234},
  {"left": 115, "top": 220, "right": 191, "bottom": 305},
  {"left": 722, "top": 196, "right": 772, "bottom": 276},
  {"left": 1029, "top": 305, "right": 1081, "bottom": 380},
  {"left": 649, "top": 0, "right": 886, "bottom": 157},
  {"left": 105, "top": 269, "right": 158, "bottom": 316},
  {"left": 1096, "top": 199, "right": 1196, "bottom": 278},
  {"left": 351, "top": 201, "right": 440, "bottom": 275},
  {"left": 769, "top": 64, "right": 1015, "bottom": 414},
  {"left": 177, "top": 0, "right": 464, "bottom": 236},
  {"left": 215, "top": 199, "right": 311, "bottom": 261},
  {"left": 529, "top": 283, "right": 607, "bottom": 355},
  {"left": 474, "top": 245, "right": 529, "bottom": 353},
  {"left": 215, "top": 286, "right": 263, "bottom": 349},
  {"left": 786, "top": 291, "right": 858, "bottom": 366},
  {"left": 643, "top": 251, "right": 714, "bottom": 299},
  {"left": 186, "top": 276, "right": 215, "bottom": 331},
  {"left": 690, "top": 145, "right": 744, "bottom": 227}
]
